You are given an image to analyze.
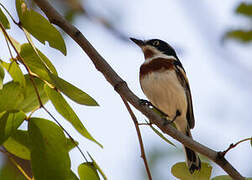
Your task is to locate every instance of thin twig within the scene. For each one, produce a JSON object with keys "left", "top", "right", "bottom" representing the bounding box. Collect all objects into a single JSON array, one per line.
[
  {"left": 4, "top": 35, "right": 14, "bottom": 59},
  {"left": 120, "top": 95, "right": 152, "bottom": 180},
  {"left": 0, "top": 149, "right": 32, "bottom": 180},
  {"left": 42, "top": 107, "right": 88, "bottom": 162},
  {"left": 220, "top": 137, "right": 252, "bottom": 157}
]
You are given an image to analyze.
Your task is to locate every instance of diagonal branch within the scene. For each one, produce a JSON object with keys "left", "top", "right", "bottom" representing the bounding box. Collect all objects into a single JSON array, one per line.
[{"left": 32, "top": 0, "right": 245, "bottom": 179}]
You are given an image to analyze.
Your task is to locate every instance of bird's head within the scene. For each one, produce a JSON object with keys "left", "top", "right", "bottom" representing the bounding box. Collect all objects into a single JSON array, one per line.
[{"left": 130, "top": 38, "right": 178, "bottom": 61}]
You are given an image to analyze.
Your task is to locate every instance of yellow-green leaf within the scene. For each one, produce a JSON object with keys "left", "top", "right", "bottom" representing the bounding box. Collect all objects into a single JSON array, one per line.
[
  {"left": 3, "top": 130, "right": 30, "bottom": 160},
  {"left": 22, "top": 29, "right": 58, "bottom": 75},
  {"left": 0, "top": 75, "right": 48, "bottom": 113},
  {"left": 0, "top": 111, "right": 26, "bottom": 145},
  {"left": 16, "top": 0, "right": 66, "bottom": 55},
  {"left": 78, "top": 162, "right": 100, "bottom": 180},
  {"left": 29, "top": 118, "right": 72, "bottom": 180},
  {"left": 236, "top": 3, "right": 252, "bottom": 16},
  {"left": 0, "top": 60, "right": 25, "bottom": 88},
  {"left": 66, "top": 138, "right": 78, "bottom": 152},
  {"left": 20, "top": 43, "right": 57, "bottom": 83},
  {"left": 44, "top": 85, "right": 102, "bottom": 148},
  {"left": 149, "top": 124, "right": 176, "bottom": 147},
  {"left": 88, "top": 152, "right": 107, "bottom": 180},
  {"left": 225, "top": 30, "right": 252, "bottom": 43},
  {"left": 171, "top": 162, "right": 212, "bottom": 180},
  {"left": 4, "top": 129, "right": 77, "bottom": 161},
  {"left": 0, "top": 82, "right": 24, "bottom": 113},
  {"left": 49, "top": 73, "right": 98, "bottom": 106},
  {"left": 0, "top": 7, "right": 10, "bottom": 29},
  {"left": 16, "top": 75, "right": 48, "bottom": 113}
]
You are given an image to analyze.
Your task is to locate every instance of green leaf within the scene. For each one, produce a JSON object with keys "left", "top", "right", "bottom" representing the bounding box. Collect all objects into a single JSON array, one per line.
[
  {"left": 171, "top": 162, "right": 212, "bottom": 180},
  {"left": 87, "top": 152, "right": 107, "bottom": 180},
  {"left": 0, "top": 60, "right": 26, "bottom": 88},
  {"left": 3, "top": 130, "right": 30, "bottom": 160},
  {"left": 4, "top": 130, "right": 77, "bottom": 161},
  {"left": 20, "top": 43, "right": 57, "bottom": 82},
  {"left": 16, "top": 0, "right": 66, "bottom": 55},
  {"left": 23, "top": 29, "right": 58, "bottom": 75},
  {"left": 0, "top": 7, "right": 10, "bottom": 29},
  {"left": 78, "top": 162, "right": 100, "bottom": 180},
  {"left": 0, "top": 82, "right": 24, "bottom": 112},
  {"left": 149, "top": 124, "right": 176, "bottom": 147},
  {"left": 44, "top": 85, "right": 102, "bottom": 148},
  {"left": 0, "top": 64, "right": 4, "bottom": 89},
  {"left": 29, "top": 118, "right": 72, "bottom": 180},
  {"left": 0, "top": 75, "right": 48, "bottom": 113},
  {"left": 0, "top": 111, "right": 26, "bottom": 145},
  {"left": 16, "top": 75, "right": 49, "bottom": 113},
  {"left": 236, "top": 3, "right": 252, "bottom": 17},
  {"left": 49, "top": 73, "right": 98, "bottom": 106},
  {"left": 225, "top": 30, "right": 252, "bottom": 43}
]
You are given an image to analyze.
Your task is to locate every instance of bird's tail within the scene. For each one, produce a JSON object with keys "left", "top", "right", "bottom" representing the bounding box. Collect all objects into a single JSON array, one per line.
[{"left": 184, "top": 129, "right": 201, "bottom": 174}]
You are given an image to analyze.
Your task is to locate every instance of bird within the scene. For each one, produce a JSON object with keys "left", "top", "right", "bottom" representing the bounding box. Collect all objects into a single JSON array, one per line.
[{"left": 130, "top": 37, "right": 201, "bottom": 173}]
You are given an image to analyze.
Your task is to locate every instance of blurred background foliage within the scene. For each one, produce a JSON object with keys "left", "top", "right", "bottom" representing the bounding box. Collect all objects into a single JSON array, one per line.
[
  {"left": 224, "top": 3, "right": 252, "bottom": 43},
  {"left": 0, "top": 0, "right": 251, "bottom": 179}
]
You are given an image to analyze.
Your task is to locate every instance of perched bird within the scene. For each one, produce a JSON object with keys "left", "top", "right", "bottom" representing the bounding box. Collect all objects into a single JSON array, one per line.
[{"left": 130, "top": 38, "right": 201, "bottom": 173}]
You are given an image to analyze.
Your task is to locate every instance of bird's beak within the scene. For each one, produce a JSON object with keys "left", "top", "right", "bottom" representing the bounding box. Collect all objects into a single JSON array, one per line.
[{"left": 130, "top": 37, "right": 145, "bottom": 47}]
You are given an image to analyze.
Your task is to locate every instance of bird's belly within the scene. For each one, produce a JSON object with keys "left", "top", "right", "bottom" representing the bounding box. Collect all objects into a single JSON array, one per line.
[{"left": 140, "top": 70, "right": 187, "bottom": 119}]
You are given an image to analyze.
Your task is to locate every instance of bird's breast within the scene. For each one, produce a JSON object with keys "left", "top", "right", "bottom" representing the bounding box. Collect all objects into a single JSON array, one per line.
[{"left": 140, "top": 68, "right": 187, "bottom": 119}]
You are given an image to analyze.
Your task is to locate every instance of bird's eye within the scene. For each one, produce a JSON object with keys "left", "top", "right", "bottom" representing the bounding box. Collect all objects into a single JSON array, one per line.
[{"left": 153, "top": 41, "right": 159, "bottom": 46}]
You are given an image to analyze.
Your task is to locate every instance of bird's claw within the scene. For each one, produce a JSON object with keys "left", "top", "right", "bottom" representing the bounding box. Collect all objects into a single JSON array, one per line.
[
  {"left": 161, "top": 118, "right": 170, "bottom": 126},
  {"left": 139, "top": 99, "right": 152, "bottom": 106}
]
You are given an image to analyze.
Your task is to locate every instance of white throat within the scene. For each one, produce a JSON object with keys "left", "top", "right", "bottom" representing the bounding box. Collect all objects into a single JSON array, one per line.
[{"left": 142, "top": 46, "right": 177, "bottom": 64}]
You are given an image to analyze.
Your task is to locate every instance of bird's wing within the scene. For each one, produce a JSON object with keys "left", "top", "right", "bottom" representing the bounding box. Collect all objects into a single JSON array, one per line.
[{"left": 173, "top": 61, "right": 195, "bottom": 129}]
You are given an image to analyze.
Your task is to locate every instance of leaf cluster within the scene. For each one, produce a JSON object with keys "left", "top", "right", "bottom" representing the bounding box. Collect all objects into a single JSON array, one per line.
[
  {"left": 224, "top": 3, "right": 252, "bottom": 43},
  {"left": 0, "top": 1, "right": 104, "bottom": 179}
]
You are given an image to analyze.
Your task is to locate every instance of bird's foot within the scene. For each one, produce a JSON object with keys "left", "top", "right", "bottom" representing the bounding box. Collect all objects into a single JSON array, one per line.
[
  {"left": 170, "top": 110, "right": 181, "bottom": 123},
  {"left": 139, "top": 99, "right": 152, "bottom": 106},
  {"left": 162, "top": 110, "right": 181, "bottom": 126},
  {"left": 139, "top": 99, "right": 168, "bottom": 118}
]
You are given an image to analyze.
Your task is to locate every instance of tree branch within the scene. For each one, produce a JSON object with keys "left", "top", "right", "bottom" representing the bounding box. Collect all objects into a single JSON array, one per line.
[
  {"left": 219, "top": 137, "right": 252, "bottom": 157},
  {"left": 33, "top": 0, "right": 245, "bottom": 179},
  {"left": 120, "top": 95, "right": 152, "bottom": 180}
]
